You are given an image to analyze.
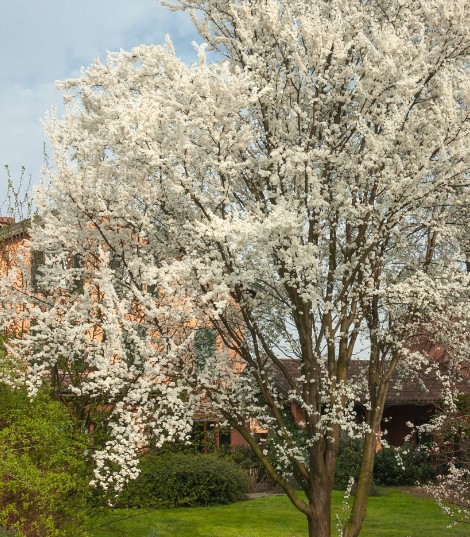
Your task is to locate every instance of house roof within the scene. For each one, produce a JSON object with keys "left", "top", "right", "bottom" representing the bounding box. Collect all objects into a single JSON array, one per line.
[
  {"left": 0, "top": 218, "right": 31, "bottom": 242},
  {"left": 269, "top": 358, "right": 470, "bottom": 406}
]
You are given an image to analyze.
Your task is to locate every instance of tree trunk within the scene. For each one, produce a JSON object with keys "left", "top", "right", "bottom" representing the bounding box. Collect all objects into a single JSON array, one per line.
[
  {"left": 307, "top": 483, "right": 332, "bottom": 537},
  {"left": 342, "top": 430, "right": 377, "bottom": 537},
  {"left": 307, "top": 515, "right": 330, "bottom": 537}
]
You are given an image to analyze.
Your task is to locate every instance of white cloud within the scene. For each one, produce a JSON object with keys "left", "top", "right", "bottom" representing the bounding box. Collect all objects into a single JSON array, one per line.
[{"left": 0, "top": 0, "right": 198, "bottom": 206}]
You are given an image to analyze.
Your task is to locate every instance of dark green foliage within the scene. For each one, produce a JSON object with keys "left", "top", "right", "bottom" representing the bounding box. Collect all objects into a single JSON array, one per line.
[
  {"left": 373, "top": 443, "right": 437, "bottom": 486},
  {"left": 335, "top": 439, "right": 436, "bottom": 495},
  {"left": 115, "top": 452, "right": 249, "bottom": 508},
  {"left": 334, "top": 438, "right": 363, "bottom": 490},
  {"left": 227, "top": 445, "right": 269, "bottom": 479},
  {"left": 194, "top": 328, "right": 216, "bottom": 371},
  {"left": 333, "top": 436, "right": 383, "bottom": 495},
  {"left": 225, "top": 446, "right": 272, "bottom": 489},
  {"left": 350, "top": 481, "right": 383, "bottom": 497},
  {"left": 0, "top": 383, "right": 90, "bottom": 537},
  {"left": 334, "top": 437, "right": 437, "bottom": 490},
  {"left": 266, "top": 405, "right": 308, "bottom": 485}
]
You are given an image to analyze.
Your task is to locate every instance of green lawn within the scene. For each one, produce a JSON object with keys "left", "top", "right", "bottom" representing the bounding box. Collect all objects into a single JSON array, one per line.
[{"left": 86, "top": 489, "right": 470, "bottom": 537}]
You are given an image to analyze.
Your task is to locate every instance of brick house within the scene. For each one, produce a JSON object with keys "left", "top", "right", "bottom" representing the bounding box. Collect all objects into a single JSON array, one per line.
[
  {"left": 0, "top": 216, "right": 243, "bottom": 448},
  {"left": 267, "top": 358, "right": 469, "bottom": 448},
  {"left": 1, "top": 217, "right": 468, "bottom": 450}
]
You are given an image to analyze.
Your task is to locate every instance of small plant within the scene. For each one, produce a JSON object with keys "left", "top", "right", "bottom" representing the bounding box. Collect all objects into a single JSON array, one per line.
[
  {"left": 334, "top": 436, "right": 437, "bottom": 490},
  {"left": 350, "top": 481, "right": 383, "bottom": 497},
  {"left": 0, "top": 527, "right": 18, "bottom": 537}
]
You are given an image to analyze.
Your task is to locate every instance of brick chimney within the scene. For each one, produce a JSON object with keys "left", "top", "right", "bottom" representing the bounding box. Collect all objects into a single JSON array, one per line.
[{"left": 0, "top": 217, "right": 15, "bottom": 228}]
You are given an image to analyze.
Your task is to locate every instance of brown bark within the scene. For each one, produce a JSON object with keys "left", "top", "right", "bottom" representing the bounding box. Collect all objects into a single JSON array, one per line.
[
  {"left": 308, "top": 484, "right": 332, "bottom": 537},
  {"left": 342, "top": 430, "right": 377, "bottom": 537}
]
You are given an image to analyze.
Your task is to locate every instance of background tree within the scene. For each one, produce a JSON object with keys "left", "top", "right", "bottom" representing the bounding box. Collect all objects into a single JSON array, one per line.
[
  {"left": 1, "top": 1, "right": 469, "bottom": 536},
  {"left": 0, "top": 165, "right": 32, "bottom": 225}
]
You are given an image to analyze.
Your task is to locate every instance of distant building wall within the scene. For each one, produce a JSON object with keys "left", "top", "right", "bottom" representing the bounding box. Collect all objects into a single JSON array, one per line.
[{"left": 382, "top": 404, "right": 436, "bottom": 446}]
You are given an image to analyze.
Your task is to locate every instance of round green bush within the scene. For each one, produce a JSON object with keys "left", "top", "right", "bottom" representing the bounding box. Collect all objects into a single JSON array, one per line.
[{"left": 115, "top": 452, "right": 249, "bottom": 508}]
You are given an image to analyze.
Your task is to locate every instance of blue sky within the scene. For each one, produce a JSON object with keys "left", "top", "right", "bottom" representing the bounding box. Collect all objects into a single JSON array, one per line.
[{"left": 0, "top": 0, "right": 199, "bottom": 212}]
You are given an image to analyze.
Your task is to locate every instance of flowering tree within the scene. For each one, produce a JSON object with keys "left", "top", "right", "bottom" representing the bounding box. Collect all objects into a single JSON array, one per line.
[
  {"left": 411, "top": 322, "right": 470, "bottom": 526},
  {"left": 1, "top": 1, "right": 470, "bottom": 536},
  {"left": 426, "top": 398, "right": 470, "bottom": 526}
]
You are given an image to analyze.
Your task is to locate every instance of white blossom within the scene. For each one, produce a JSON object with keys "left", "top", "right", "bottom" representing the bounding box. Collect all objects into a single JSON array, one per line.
[{"left": 1, "top": 1, "right": 469, "bottom": 536}]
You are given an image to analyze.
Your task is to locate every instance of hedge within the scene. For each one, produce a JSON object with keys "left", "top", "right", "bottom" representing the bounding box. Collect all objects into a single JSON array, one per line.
[{"left": 115, "top": 452, "right": 249, "bottom": 508}]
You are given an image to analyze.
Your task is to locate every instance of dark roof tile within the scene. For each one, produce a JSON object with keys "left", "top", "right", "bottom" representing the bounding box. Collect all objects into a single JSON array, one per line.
[{"left": 268, "top": 358, "right": 469, "bottom": 405}]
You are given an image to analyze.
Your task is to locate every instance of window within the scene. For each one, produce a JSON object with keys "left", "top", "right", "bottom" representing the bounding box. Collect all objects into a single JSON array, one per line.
[
  {"left": 70, "top": 253, "right": 84, "bottom": 293},
  {"left": 31, "top": 250, "right": 45, "bottom": 292},
  {"left": 191, "top": 420, "right": 224, "bottom": 452},
  {"left": 194, "top": 327, "right": 216, "bottom": 372},
  {"left": 31, "top": 251, "right": 84, "bottom": 294}
]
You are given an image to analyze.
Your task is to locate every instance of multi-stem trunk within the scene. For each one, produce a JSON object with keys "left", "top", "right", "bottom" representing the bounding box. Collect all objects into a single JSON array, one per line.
[
  {"left": 342, "top": 430, "right": 377, "bottom": 537},
  {"left": 307, "top": 482, "right": 333, "bottom": 537},
  {"left": 304, "top": 437, "right": 338, "bottom": 537}
]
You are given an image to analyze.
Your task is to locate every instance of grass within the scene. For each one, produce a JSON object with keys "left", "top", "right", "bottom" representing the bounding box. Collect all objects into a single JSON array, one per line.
[{"left": 86, "top": 489, "right": 470, "bottom": 537}]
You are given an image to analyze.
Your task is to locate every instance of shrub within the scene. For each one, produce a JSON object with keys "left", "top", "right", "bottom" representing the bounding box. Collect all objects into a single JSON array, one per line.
[
  {"left": 373, "top": 443, "right": 437, "bottom": 486},
  {"left": 225, "top": 445, "right": 272, "bottom": 490},
  {"left": 334, "top": 436, "right": 437, "bottom": 490},
  {"left": 0, "top": 383, "right": 90, "bottom": 537},
  {"left": 334, "top": 438, "right": 363, "bottom": 490},
  {"left": 115, "top": 452, "right": 249, "bottom": 508}
]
